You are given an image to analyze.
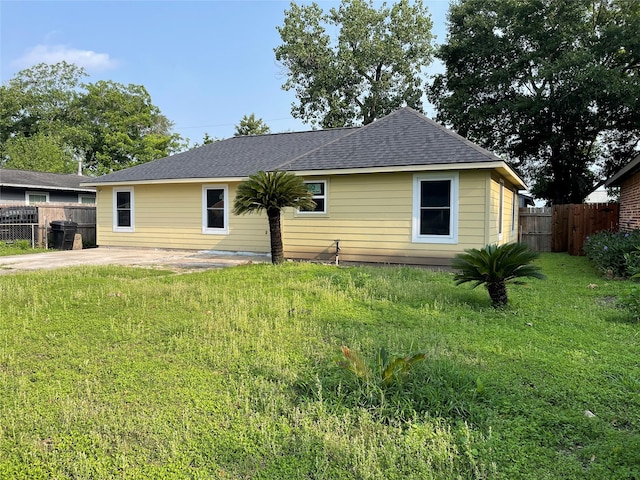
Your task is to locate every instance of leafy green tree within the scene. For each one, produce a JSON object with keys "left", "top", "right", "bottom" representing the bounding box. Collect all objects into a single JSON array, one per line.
[
  {"left": 275, "top": 0, "right": 434, "bottom": 128},
  {"left": 76, "top": 80, "right": 184, "bottom": 174},
  {"left": 233, "top": 170, "right": 315, "bottom": 264},
  {"left": 451, "top": 243, "right": 545, "bottom": 308},
  {"left": 234, "top": 114, "right": 271, "bottom": 136},
  {"left": 3, "top": 132, "right": 77, "bottom": 173},
  {"left": 0, "top": 62, "right": 185, "bottom": 174},
  {"left": 429, "top": 0, "right": 640, "bottom": 205}
]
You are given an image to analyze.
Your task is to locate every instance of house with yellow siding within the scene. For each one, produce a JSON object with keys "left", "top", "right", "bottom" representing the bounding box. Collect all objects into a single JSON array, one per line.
[{"left": 84, "top": 108, "right": 526, "bottom": 266}]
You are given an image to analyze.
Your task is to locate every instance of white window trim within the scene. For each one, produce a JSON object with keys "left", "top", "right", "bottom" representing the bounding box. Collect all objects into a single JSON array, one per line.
[
  {"left": 78, "top": 194, "right": 96, "bottom": 204},
  {"left": 202, "top": 184, "right": 229, "bottom": 235},
  {"left": 511, "top": 190, "right": 517, "bottom": 236},
  {"left": 498, "top": 179, "right": 504, "bottom": 240},
  {"left": 412, "top": 172, "right": 459, "bottom": 244},
  {"left": 113, "top": 187, "right": 134, "bottom": 232},
  {"left": 298, "top": 180, "right": 328, "bottom": 215},
  {"left": 25, "top": 191, "right": 49, "bottom": 204}
]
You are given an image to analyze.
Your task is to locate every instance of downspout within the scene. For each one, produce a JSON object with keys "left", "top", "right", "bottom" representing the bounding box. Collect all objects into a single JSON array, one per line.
[{"left": 335, "top": 239, "right": 341, "bottom": 266}]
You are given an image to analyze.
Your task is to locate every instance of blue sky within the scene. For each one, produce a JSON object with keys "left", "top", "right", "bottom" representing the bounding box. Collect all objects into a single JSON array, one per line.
[{"left": 1, "top": 0, "right": 449, "bottom": 145}]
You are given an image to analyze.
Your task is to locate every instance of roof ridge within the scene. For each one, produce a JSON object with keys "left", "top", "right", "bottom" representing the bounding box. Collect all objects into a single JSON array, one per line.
[
  {"left": 273, "top": 108, "right": 418, "bottom": 171},
  {"left": 401, "top": 107, "right": 502, "bottom": 162}
]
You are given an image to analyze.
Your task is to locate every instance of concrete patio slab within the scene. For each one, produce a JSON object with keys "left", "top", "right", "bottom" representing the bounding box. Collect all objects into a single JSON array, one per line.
[{"left": 0, "top": 247, "right": 270, "bottom": 274}]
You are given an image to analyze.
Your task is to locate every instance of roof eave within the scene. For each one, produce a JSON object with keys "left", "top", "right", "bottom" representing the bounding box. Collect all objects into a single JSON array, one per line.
[
  {"left": 84, "top": 161, "right": 527, "bottom": 189},
  {"left": 1, "top": 182, "right": 96, "bottom": 193},
  {"left": 604, "top": 153, "right": 640, "bottom": 187}
]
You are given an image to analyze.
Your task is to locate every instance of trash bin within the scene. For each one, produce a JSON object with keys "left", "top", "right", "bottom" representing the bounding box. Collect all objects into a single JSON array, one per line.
[{"left": 50, "top": 221, "right": 78, "bottom": 250}]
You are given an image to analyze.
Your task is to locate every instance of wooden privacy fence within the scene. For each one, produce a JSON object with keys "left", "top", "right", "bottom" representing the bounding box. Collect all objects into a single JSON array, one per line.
[
  {"left": 37, "top": 205, "right": 97, "bottom": 247},
  {"left": 519, "top": 207, "right": 552, "bottom": 252},
  {"left": 519, "top": 203, "right": 619, "bottom": 255}
]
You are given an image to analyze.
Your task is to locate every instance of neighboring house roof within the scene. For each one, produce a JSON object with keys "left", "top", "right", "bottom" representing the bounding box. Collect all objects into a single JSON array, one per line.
[
  {"left": 0, "top": 168, "right": 96, "bottom": 193},
  {"left": 604, "top": 153, "right": 640, "bottom": 187},
  {"left": 85, "top": 107, "right": 526, "bottom": 188}
]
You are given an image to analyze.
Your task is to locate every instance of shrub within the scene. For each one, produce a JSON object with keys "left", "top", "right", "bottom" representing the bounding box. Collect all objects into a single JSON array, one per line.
[
  {"left": 583, "top": 230, "right": 640, "bottom": 278},
  {"left": 450, "top": 243, "right": 545, "bottom": 307}
]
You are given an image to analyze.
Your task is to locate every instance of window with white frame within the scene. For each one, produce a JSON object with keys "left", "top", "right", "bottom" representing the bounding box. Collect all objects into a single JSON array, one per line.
[
  {"left": 498, "top": 180, "right": 504, "bottom": 239},
  {"left": 25, "top": 191, "right": 49, "bottom": 204},
  {"left": 202, "top": 185, "right": 228, "bottom": 234},
  {"left": 79, "top": 195, "right": 96, "bottom": 204},
  {"left": 299, "top": 180, "right": 327, "bottom": 214},
  {"left": 113, "top": 188, "right": 134, "bottom": 232},
  {"left": 412, "top": 173, "right": 458, "bottom": 244}
]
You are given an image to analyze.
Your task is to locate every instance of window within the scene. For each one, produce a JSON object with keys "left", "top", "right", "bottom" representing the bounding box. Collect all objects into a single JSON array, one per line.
[
  {"left": 25, "top": 191, "right": 49, "bottom": 204},
  {"left": 113, "top": 188, "right": 134, "bottom": 232},
  {"left": 299, "top": 180, "right": 327, "bottom": 214},
  {"left": 412, "top": 173, "right": 458, "bottom": 244},
  {"left": 498, "top": 180, "right": 504, "bottom": 239},
  {"left": 202, "top": 185, "right": 228, "bottom": 234},
  {"left": 79, "top": 195, "right": 96, "bottom": 204}
]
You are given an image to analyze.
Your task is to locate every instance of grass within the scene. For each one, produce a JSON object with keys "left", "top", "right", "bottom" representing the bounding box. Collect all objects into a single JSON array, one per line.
[
  {"left": 0, "top": 240, "right": 47, "bottom": 257},
  {"left": 0, "top": 254, "right": 638, "bottom": 479}
]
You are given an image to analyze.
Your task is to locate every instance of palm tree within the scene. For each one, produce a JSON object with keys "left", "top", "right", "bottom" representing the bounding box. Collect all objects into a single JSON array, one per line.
[
  {"left": 450, "top": 243, "right": 545, "bottom": 307},
  {"left": 233, "top": 170, "right": 315, "bottom": 264}
]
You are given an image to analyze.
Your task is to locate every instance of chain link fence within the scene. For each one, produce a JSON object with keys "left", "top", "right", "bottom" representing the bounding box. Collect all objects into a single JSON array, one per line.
[{"left": 0, "top": 206, "right": 39, "bottom": 247}]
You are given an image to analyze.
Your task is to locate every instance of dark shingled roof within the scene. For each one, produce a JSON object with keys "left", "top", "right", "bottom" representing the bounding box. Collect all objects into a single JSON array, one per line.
[
  {"left": 605, "top": 153, "right": 640, "bottom": 187},
  {"left": 0, "top": 168, "right": 96, "bottom": 192},
  {"left": 88, "top": 108, "right": 509, "bottom": 185}
]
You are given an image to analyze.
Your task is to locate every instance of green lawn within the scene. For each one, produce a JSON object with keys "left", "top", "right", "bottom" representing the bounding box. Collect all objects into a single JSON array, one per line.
[{"left": 0, "top": 254, "right": 638, "bottom": 479}]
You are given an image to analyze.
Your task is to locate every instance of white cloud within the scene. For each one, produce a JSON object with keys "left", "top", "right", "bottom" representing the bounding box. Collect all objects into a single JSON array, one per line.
[{"left": 13, "top": 44, "right": 118, "bottom": 71}]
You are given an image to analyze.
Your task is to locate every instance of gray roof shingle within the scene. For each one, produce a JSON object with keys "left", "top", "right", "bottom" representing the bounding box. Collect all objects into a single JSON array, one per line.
[
  {"left": 88, "top": 107, "right": 510, "bottom": 185},
  {"left": 0, "top": 168, "right": 96, "bottom": 192}
]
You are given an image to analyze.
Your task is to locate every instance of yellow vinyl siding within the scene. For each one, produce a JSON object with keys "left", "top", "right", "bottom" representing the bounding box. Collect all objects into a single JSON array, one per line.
[
  {"left": 282, "top": 170, "right": 490, "bottom": 263},
  {"left": 487, "top": 174, "right": 518, "bottom": 246},
  {"left": 95, "top": 167, "right": 518, "bottom": 264},
  {"left": 96, "top": 183, "right": 270, "bottom": 252}
]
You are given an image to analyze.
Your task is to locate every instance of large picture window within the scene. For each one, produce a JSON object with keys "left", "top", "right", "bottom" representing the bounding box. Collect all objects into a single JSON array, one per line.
[
  {"left": 412, "top": 173, "right": 458, "bottom": 244},
  {"left": 299, "top": 180, "right": 327, "bottom": 214},
  {"left": 113, "top": 188, "right": 134, "bottom": 232},
  {"left": 202, "top": 185, "right": 228, "bottom": 234}
]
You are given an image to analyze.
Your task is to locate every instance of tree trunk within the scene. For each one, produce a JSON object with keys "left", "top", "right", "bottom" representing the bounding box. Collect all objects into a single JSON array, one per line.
[
  {"left": 267, "top": 208, "right": 284, "bottom": 264},
  {"left": 487, "top": 282, "right": 508, "bottom": 308}
]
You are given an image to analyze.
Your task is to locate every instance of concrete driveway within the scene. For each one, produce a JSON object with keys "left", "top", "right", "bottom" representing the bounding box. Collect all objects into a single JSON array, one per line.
[{"left": 0, "top": 247, "right": 270, "bottom": 274}]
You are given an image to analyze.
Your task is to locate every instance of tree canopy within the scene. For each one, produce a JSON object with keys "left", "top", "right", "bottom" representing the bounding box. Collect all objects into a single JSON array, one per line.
[
  {"left": 275, "top": 0, "right": 435, "bottom": 128},
  {"left": 0, "top": 62, "right": 185, "bottom": 175},
  {"left": 429, "top": 0, "right": 640, "bottom": 204},
  {"left": 234, "top": 114, "right": 271, "bottom": 136}
]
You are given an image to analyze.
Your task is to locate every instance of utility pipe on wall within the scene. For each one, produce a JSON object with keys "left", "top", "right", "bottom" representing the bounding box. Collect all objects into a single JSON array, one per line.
[{"left": 335, "top": 239, "right": 341, "bottom": 266}]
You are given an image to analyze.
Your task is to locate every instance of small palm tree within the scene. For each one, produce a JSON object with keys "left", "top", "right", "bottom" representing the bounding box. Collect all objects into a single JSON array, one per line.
[
  {"left": 451, "top": 243, "right": 545, "bottom": 307},
  {"left": 233, "top": 170, "right": 315, "bottom": 264}
]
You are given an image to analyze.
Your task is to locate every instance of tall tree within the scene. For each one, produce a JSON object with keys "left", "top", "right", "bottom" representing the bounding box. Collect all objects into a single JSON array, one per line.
[
  {"left": 429, "top": 0, "right": 640, "bottom": 204},
  {"left": 233, "top": 170, "right": 315, "bottom": 264},
  {"left": 234, "top": 114, "right": 271, "bottom": 136},
  {"left": 275, "top": 0, "right": 435, "bottom": 128},
  {"left": 3, "top": 132, "right": 77, "bottom": 173},
  {"left": 0, "top": 62, "right": 185, "bottom": 175}
]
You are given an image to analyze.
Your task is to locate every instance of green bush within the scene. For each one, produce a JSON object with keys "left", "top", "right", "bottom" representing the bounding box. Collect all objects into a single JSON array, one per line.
[{"left": 583, "top": 230, "right": 640, "bottom": 278}]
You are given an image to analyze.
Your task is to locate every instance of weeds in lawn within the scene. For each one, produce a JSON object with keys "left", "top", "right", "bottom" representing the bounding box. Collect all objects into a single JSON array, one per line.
[
  {"left": 0, "top": 257, "right": 638, "bottom": 479},
  {"left": 338, "top": 345, "right": 426, "bottom": 386}
]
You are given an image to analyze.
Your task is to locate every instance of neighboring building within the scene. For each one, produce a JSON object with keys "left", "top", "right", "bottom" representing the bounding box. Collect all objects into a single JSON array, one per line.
[
  {"left": 605, "top": 153, "right": 640, "bottom": 231},
  {"left": 0, "top": 169, "right": 96, "bottom": 205},
  {"left": 84, "top": 107, "right": 526, "bottom": 266}
]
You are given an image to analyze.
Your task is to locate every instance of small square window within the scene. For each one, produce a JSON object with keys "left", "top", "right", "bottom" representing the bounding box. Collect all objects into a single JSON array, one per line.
[{"left": 299, "top": 181, "right": 327, "bottom": 214}]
